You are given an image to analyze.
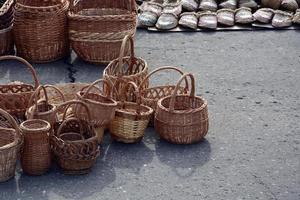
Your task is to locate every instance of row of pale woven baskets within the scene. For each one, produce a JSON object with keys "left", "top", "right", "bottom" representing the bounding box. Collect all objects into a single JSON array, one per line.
[
  {"left": 0, "top": 34, "right": 209, "bottom": 182},
  {"left": 0, "top": 0, "right": 136, "bottom": 63}
]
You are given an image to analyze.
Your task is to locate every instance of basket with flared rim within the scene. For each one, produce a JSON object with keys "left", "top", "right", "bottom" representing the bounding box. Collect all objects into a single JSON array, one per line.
[
  {"left": 0, "top": 108, "right": 23, "bottom": 182},
  {"left": 109, "top": 81, "right": 153, "bottom": 143},
  {"left": 103, "top": 35, "right": 148, "bottom": 101},
  {"left": 0, "top": 56, "right": 40, "bottom": 120},
  {"left": 140, "top": 66, "right": 190, "bottom": 126},
  {"left": 26, "top": 85, "right": 65, "bottom": 126},
  {"left": 51, "top": 100, "right": 99, "bottom": 174},
  {"left": 155, "top": 73, "right": 209, "bottom": 144}
]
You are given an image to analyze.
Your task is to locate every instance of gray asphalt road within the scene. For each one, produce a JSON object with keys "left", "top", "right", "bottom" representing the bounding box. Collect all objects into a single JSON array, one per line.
[{"left": 0, "top": 30, "right": 300, "bottom": 200}]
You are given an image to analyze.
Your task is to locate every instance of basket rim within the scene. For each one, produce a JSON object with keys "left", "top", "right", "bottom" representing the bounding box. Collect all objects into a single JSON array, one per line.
[
  {"left": 141, "top": 85, "right": 188, "bottom": 100},
  {"left": 0, "top": 0, "right": 13, "bottom": 15},
  {"left": 76, "top": 91, "right": 118, "bottom": 107},
  {"left": 157, "top": 94, "right": 208, "bottom": 114},
  {"left": 15, "top": 0, "right": 67, "bottom": 11},
  {"left": 26, "top": 102, "right": 57, "bottom": 117},
  {"left": 0, "top": 128, "right": 19, "bottom": 150},
  {"left": 20, "top": 119, "right": 51, "bottom": 132},
  {"left": 115, "top": 101, "right": 153, "bottom": 117},
  {"left": 0, "top": 24, "right": 12, "bottom": 34},
  {"left": 68, "top": 7, "right": 136, "bottom": 18}
]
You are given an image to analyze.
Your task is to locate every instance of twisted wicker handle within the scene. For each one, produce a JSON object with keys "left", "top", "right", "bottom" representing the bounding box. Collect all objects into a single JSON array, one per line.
[
  {"left": 56, "top": 117, "right": 85, "bottom": 138},
  {"left": 56, "top": 100, "right": 92, "bottom": 122},
  {"left": 120, "top": 81, "right": 142, "bottom": 115},
  {"left": 0, "top": 55, "right": 39, "bottom": 88},
  {"left": 115, "top": 35, "right": 135, "bottom": 75},
  {"left": 82, "top": 79, "right": 114, "bottom": 98},
  {"left": 139, "top": 66, "right": 189, "bottom": 90},
  {"left": 169, "top": 73, "right": 196, "bottom": 112}
]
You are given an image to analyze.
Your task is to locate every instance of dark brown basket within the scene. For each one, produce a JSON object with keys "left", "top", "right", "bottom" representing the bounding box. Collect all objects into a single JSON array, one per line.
[
  {"left": 26, "top": 85, "right": 65, "bottom": 126},
  {"left": 13, "top": 0, "right": 69, "bottom": 63},
  {"left": 20, "top": 119, "right": 51, "bottom": 175},
  {"left": 140, "top": 66, "right": 189, "bottom": 126},
  {"left": 51, "top": 100, "right": 99, "bottom": 175},
  {"left": 0, "top": 56, "right": 40, "bottom": 120},
  {"left": 155, "top": 73, "right": 209, "bottom": 144},
  {"left": 0, "top": 108, "right": 23, "bottom": 182},
  {"left": 0, "top": 25, "right": 13, "bottom": 56},
  {"left": 68, "top": 0, "right": 137, "bottom": 64},
  {"left": 109, "top": 81, "right": 153, "bottom": 143},
  {"left": 103, "top": 35, "right": 148, "bottom": 101}
]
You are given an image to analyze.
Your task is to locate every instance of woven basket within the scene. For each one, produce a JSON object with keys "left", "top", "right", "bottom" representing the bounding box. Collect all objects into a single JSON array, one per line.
[
  {"left": 109, "top": 81, "right": 153, "bottom": 143},
  {"left": 68, "top": 0, "right": 137, "bottom": 64},
  {"left": 103, "top": 35, "right": 148, "bottom": 101},
  {"left": 0, "top": 25, "right": 13, "bottom": 56},
  {"left": 26, "top": 85, "right": 65, "bottom": 126},
  {"left": 75, "top": 79, "right": 118, "bottom": 143},
  {"left": 0, "top": 108, "right": 23, "bottom": 182},
  {"left": 51, "top": 100, "right": 99, "bottom": 175},
  {"left": 0, "top": 56, "right": 40, "bottom": 120},
  {"left": 140, "top": 66, "right": 189, "bottom": 126},
  {"left": 155, "top": 73, "right": 209, "bottom": 144},
  {"left": 20, "top": 119, "right": 51, "bottom": 175},
  {"left": 13, "top": 0, "right": 69, "bottom": 63}
]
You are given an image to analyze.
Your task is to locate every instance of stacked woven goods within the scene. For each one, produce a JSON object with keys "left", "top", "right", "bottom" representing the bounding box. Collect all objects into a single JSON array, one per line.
[
  {"left": 0, "top": 0, "right": 14, "bottom": 56},
  {"left": 68, "top": 0, "right": 137, "bottom": 64}
]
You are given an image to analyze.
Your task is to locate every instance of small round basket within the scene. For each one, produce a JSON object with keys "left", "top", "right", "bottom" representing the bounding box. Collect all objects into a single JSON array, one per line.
[
  {"left": 0, "top": 108, "right": 23, "bottom": 182},
  {"left": 109, "top": 81, "right": 153, "bottom": 143},
  {"left": 26, "top": 85, "right": 65, "bottom": 126},
  {"left": 155, "top": 73, "right": 209, "bottom": 144},
  {"left": 20, "top": 119, "right": 51, "bottom": 175},
  {"left": 0, "top": 56, "right": 40, "bottom": 120},
  {"left": 103, "top": 35, "right": 148, "bottom": 101},
  {"left": 51, "top": 100, "right": 99, "bottom": 175},
  {"left": 140, "top": 66, "right": 189, "bottom": 126}
]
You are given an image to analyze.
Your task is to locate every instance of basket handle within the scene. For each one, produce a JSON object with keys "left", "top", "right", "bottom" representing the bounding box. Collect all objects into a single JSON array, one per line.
[
  {"left": 0, "top": 55, "right": 39, "bottom": 89},
  {"left": 81, "top": 79, "right": 114, "bottom": 98},
  {"left": 56, "top": 117, "right": 85, "bottom": 138},
  {"left": 0, "top": 108, "right": 21, "bottom": 147},
  {"left": 120, "top": 81, "right": 142, "bottom": 115},
  {"left": 169, "top": 73, "right": 196, "bottom": 112},
  {"left": 44, "top": 85, "right": 66, "bottom": 103},
  {"left": 115, "top": 35, "right": 135, "bottom": 76},
  {"left": 28, "top": 85, "right": 49, "bottom": 115},
  {"left": 139, "top": 66, "right": 189, "bottom": 90},
  {"left": 56, "top": 100, "right": 91, "bottom": 122}
]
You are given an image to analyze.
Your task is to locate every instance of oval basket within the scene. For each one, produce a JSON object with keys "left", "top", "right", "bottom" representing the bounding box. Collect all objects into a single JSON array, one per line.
[
  {"left": 155, "top": 73, "right": 209, "bottom": 144},
  {"left": 103, "top": 35, "right": 148, "bottom": 101},
  {"left": 0, "top": 56, "right": 40, "bottom": 120},
  {"left": 0, "top": 108, "right": 23, "bottom": 182}
]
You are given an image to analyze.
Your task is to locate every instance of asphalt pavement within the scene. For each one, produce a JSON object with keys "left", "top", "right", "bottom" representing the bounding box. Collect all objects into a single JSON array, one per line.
[{"left": 0, "top": 29, "right": 300, "bottom": 200}]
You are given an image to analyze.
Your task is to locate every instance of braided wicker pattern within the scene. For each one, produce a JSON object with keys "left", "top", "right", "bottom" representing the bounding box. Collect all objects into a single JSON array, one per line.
[
  {"left": 109, "top": 82, "right": 153, "bottom": 143},
  {"left": 0, "top": 109, "right": 23, "bottom": 182},
  {"left": 14, "top": 0, "right": 69, "bottom": 63},
  {"left": 140, "top": 66, "right": 189, "bottom": 126},
  {"left": 155, "top": 73, "right": 209, "bottom": 144},
  {"left": 51, "top": 100, "right": 99, "bottom": 174},
  {"left": 68, "top": 0, "right": 137, "bottom": 64},
  {"left": 20, "top": 119, "right": 51, "bottom": 175},
  {"left": 0, "top": 56, "right": 40, "bottom": 120},
  {"left": 104, "top": 35, "right": 148, "bottom": 100}
]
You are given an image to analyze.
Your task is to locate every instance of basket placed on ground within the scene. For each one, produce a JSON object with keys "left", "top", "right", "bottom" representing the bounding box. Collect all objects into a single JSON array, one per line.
[
  {"left": 75, "top": 79, "right": 117, "bottom": 143},
  {"left": 13, "top": 0, "right": 69, "bottom": 63},
  {"left": 20, "top": 119, "right": 51, "bottom": 175},
  {"left": 26, "top": 85, "right": 65, "bottom": 126},
  {"left": 109, "top": 81, "right": 153, "bottom": 143},
  {"left": 0, "top": 55, "right": 40, "bottom": 120},
  {"left": 0, "top": 108, "right": 23, "bottom": 182},
  {"left": 68, "top": 0, "right": 137, "bottom": 64},
  {"left": 51, "top": 100, "right": 99, "bottom": 175},
  {"left": 0, "top": 0, "right": 14, "bottom": 56},
  {"left": 140, "top": 66, "right": 189, "bottom": 126},
  {"left": 103, "top": 35, "right": 148, "bottom": 101},
  {"left": 155, "top": 73, "right": 209, "bottom": 144}
]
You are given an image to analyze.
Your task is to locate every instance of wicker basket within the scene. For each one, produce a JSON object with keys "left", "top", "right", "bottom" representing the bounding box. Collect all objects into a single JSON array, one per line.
[
  {"left": 155, "top": 73, "right": 209, "bottom": 144},
  {"left": 26, "top": 85, "right": 65, "bottom": 126},
  {"left": 13, "top": 0, "right": 69, "bottom": 63},
  {"left": 109, "top": 81, "right": 153, "bottom": 143},
  {"left": 103, "top": 35, "right": 148, "bottom": 101},
  {"left": 0, "top": 108, "right": 23, "bottom": 182},
  {"left": 75, "top": 79, "right": 118, "bottom": 143},
  {"left": 0, "top": 25, "right": 13, "bottom": 56},
  {"left": 51, "top": 100, "right": 99, "bottom": 175},
  {"left": 20, "top": 119, "right": 51, "bottom": 175},
  {"left": 0, "top": 56, "right": 40, "bottom": 120},
  {"left": 68, "top": 0, "right": 137, "bottom": 64},
  {"left": 140, "top": 66, "right": 189, "bottom": 126}
]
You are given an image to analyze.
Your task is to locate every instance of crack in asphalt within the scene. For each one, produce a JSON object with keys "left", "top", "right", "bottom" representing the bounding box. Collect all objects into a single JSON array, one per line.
[
  {"left": 64, "top": 56, "right": 77, "bottom": 83},
  {"left": 252, "top": 173, "right": 279, "bottom": 200}
]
